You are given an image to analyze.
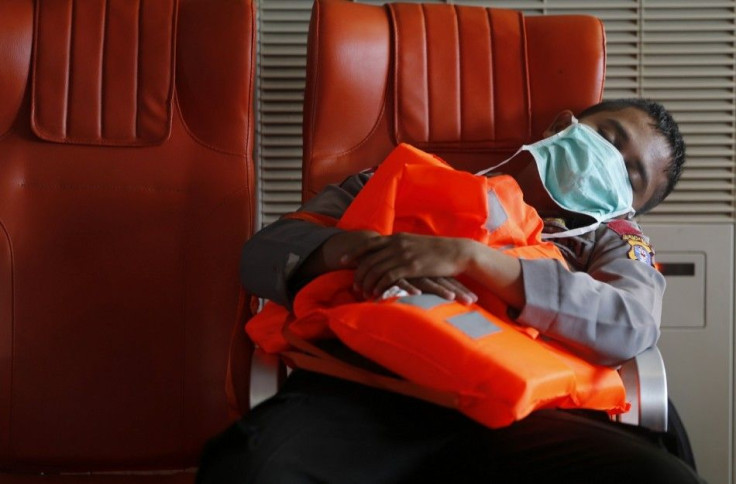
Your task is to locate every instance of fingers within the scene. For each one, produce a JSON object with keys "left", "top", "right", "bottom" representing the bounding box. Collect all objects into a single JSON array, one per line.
[
  {"left": 352, "top": 239, "right": 414, "bottom": 296},
  {"left": 435, "top": 277, "right": 478, "bottom": 305},
  {"left": 396, "top": 278, "right": 421, "bottom": 295},
  {"left": 409, "top": 277, "right": 456, "bottom": 300},
  {"left": 407, "top": 277, "right": 477, "bottom": 305},
  {"left": 359, "top": 256, "right": 412, "bottom": 297},
  {"left": 369, "top": 276, "right": 479, "bottom": 305}
]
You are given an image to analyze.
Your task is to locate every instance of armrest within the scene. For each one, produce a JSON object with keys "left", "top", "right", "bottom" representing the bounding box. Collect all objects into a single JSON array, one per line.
[
  {"left": 615, "top": 346, "right": 668, "bottom": 432},
  {"left": 249, "top": 348, "right": 283, "bottom": 409}
]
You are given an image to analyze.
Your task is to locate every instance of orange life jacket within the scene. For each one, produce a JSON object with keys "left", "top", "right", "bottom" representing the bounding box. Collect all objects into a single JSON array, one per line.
[{"left": 246, "top": 143, "right": 629, "bottom": 428}]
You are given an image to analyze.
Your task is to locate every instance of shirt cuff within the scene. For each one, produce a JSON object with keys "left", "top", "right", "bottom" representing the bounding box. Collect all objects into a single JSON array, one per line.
[
  {"left": 514, "top": 258, "right": 563, "bottom": 332},
  {"left": 240, "top": 221, "right": 343, "bottom": 309},
  {"left": 284, "top": 226, "right": 344, "bottom": 300}
]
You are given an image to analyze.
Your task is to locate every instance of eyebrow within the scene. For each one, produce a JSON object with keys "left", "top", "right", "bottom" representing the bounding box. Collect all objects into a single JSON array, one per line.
[{"left": 607, "top": 117, "right": 650, "bottom": 190}]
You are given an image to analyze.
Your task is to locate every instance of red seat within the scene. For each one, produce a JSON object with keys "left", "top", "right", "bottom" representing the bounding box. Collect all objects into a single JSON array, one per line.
[
  {"left": 292, "top": 0, "right": 667, "bottom": 434},
  {"left": 302, "top": 0, "right": 606, "bottom": 199},
  {"left": 0, "top": 0, "right": 255, "bottom": 480}
]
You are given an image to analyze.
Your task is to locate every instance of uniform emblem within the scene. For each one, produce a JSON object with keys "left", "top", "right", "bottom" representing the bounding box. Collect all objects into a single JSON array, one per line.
[{"left": 623, "top": 235, "right": 655, "bottom": 266}]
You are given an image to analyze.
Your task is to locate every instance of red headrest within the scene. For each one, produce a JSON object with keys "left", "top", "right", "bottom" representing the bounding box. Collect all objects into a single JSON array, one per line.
[
  {"left": 0, "top": 0, "right": 33, "bottom": 138},
  {"left": 302, "top": 0, "right": 606, "bottom": 199},
  {"left": 31, "top": 0, "right": 177, "bottom": 146}
]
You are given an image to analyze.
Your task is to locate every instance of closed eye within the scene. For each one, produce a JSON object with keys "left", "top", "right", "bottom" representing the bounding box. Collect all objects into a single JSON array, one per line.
[
  {"left": 600, "top": 127, "right": 637, "bottom": 191},
  {"left": 625, "top": 165, "right": 637, "bottom": 191},
  {"left": 598, "top": 127, "right": 621, "bottom": 151}
]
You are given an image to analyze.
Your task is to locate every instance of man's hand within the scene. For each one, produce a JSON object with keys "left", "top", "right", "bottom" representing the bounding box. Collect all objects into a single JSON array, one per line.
[
  {"left": 297, "top": 230, "right": 479, "bottom": 304},
  {"left": 321, "top": 230, "right": 382, "bottom": 271},
  {"left": 341, "top": 233, "right": 477, "bottom": 298}
]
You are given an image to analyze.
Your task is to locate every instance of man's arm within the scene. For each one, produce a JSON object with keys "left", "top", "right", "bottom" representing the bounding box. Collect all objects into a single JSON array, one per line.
[
  {"left": 241, "top": 172, "right": 478, "bottom": 306},
  {"left": 344, "top": 223, "right": 663, "bottom": 367},
  {"left": 239, "top": 173, "right": 369, "bottom": 307},
  {"left": 516, "top": 224, "right": 664, "bottom": 366}
]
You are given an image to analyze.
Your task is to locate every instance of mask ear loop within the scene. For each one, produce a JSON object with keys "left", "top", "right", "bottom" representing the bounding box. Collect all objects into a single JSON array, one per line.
[
  {"left": 475, "top": 117, "right": 580, "bottom": 177},
  {"left": 474, "top": 147, "right": 523, "bottom": 176},
  {"left": 541, "top": 221, "right": 601, "bottom": 239}
]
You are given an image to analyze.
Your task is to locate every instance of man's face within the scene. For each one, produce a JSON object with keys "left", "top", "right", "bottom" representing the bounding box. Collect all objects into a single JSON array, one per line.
[{"left": 575, "top": 107, "right": 671, "bottom": 212}]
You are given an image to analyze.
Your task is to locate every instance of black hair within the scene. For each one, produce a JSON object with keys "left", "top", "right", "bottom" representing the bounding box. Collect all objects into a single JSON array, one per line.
[{"left": 578, "top": 98, "right": 686, "bottom": 214}]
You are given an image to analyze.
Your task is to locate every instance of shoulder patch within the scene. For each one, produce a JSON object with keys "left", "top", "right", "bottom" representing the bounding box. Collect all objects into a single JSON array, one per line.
[
  {"left": 623, "top": 235, "right": 655, "bottom": 266},
  {"left": 607, "top": 219, "right": 643, "bottom": 237}
]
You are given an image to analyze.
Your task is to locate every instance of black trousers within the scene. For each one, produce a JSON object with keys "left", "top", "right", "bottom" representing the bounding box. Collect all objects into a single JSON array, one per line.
[{"left": 197, "top": 371, "right": 706, "bottom": 484}]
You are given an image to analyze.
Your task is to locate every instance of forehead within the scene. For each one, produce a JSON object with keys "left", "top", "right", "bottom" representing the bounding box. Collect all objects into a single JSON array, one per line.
[{"left": 582, "top": 106, "right": 671, "bottom": 207}]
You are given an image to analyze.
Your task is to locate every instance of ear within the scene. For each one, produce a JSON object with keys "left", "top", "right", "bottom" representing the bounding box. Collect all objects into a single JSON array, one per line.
[{"left": 542, "top": 109, "right": 576, "bottom": 138}]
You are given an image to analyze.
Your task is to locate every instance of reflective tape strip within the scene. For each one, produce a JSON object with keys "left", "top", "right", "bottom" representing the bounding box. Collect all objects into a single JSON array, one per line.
[
  {"left": 446, "top": 311, "right": 500, "bottom": 339},
  {"left": 486, "top": 188, "right": 508, "bottom": 233},
  {"left": 398, "top": 294, "right": 449, "bottom": 310},
  {"left": 284, "top": 252, "right": 301, "bottom": 277}
]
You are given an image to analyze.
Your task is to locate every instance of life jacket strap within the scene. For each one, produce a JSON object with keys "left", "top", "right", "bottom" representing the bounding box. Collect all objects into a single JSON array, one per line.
[{"left": 281, "top": 315, "right": 459, "bottom": 409}]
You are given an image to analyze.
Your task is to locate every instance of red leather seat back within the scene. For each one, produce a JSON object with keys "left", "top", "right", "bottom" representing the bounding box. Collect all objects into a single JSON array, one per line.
[
  {"left": 302, "top": 0, "right": 606, "bottom": 200},
  {"left": 0, "top": 0, "right": 255, "bottom": 474}
]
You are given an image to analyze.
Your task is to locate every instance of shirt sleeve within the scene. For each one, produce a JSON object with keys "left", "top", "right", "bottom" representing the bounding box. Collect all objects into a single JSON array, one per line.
[
  {"left": 239, "top": 173, "right": 370, "bottom": 307},
  {"left": 515, "top": 224, "right": 665, "bottom": 366}
]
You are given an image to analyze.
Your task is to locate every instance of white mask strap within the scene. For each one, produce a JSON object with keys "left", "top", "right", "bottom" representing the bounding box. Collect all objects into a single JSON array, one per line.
[
  {"left": 541, "top": 221, "right": 601, "bottom": 239},
  {"left": 475, "top": 115, "right": 579, "bottom": 177},
  {"left": 474, "top": 146, "right": 524, "bottom": 176}
]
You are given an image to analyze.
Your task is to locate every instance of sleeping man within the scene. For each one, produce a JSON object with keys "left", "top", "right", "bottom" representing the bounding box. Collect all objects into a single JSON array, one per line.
[{"left": 198, "top": 98, "right": 707, "bottom": 484}]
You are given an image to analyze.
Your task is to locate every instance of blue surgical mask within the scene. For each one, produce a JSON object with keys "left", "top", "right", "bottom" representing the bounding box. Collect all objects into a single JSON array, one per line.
[{"left": 477, "top": 119, "right": 635, "bottom": 238}]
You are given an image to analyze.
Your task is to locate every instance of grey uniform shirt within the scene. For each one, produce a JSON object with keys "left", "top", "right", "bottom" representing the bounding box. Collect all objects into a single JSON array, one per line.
[{"left": 240, "top": 173, "right": 665, "bottom": 367}]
